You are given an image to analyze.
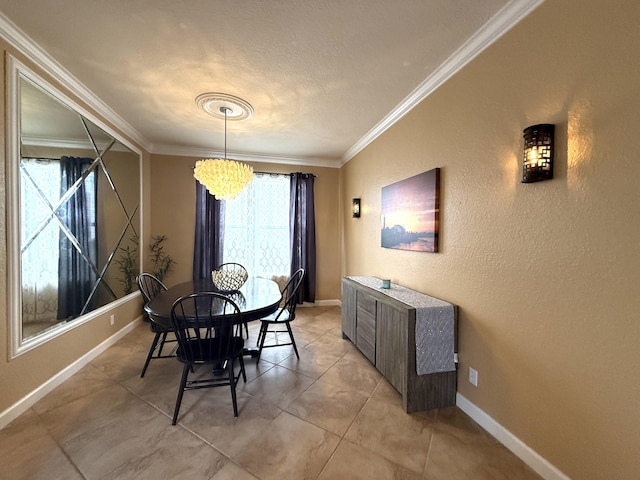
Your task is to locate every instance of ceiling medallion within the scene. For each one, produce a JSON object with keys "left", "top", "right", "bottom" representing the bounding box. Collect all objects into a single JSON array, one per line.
[{"left": 195, "top": 92, "right": 254, "bottom": 121}]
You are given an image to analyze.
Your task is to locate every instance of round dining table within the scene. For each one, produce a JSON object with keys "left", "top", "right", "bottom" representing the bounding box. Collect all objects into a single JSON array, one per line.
[{"left": 144, "top": 276, "right": 282, "bottom": 356}]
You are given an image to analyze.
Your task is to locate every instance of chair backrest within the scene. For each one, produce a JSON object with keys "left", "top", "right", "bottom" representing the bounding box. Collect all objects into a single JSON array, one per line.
[
  {"left": 137, "top": 273, "right": 167, "bottom": 304},
  {"left": 281, "top": 268, "right": 305, "bottom": 319},
  {"left": 170, "top": 292, "right": 243, "bottom": 364}
]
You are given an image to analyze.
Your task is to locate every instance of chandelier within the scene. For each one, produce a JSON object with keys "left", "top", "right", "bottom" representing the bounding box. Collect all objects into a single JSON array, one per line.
[
  {"left": 193, "top": 94, "right": 254, "bottom": 200},
  {"left": 194, "top": 157, "right": 253, "bottom": 200}
]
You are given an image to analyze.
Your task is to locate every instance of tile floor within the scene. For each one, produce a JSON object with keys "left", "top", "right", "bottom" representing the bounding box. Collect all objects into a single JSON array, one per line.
[{"left": 0, "top": 306, "right": 542, "bottom": 480}]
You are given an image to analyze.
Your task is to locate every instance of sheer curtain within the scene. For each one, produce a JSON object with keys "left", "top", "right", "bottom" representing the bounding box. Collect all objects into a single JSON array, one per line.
[
  {"left": 57, "top": 156, "right": 98, "bottom": 320},
  {"left": 223, "top": 174, "right": 290, "bottom": 278},
  {"left": 20, "top": 159, "right": 60, "bottom": 324},
  {"left": 290, "top": 173, "right": 316, "bottom": 303}
]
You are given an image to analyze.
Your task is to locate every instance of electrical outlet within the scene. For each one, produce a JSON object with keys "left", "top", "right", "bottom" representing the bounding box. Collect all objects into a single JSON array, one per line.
[
  {"left": 110, "top": 314, "right": 115, "bottom": 326},
  {"left": 469, "top": 367, "right": 478, "bottom": 387}
]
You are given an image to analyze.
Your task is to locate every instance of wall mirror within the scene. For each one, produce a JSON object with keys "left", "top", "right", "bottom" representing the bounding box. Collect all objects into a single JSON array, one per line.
[{"left": 7, "top": 56, "right": 142, "bottom": 357}]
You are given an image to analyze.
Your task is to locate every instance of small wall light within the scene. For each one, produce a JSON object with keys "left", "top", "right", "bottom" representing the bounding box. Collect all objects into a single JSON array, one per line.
[
  {"left": 352, "top": 198, "right": 361, "bottom": 218},
  {"left": 522, "top": 124, "right": 554, "bottom": 183}
]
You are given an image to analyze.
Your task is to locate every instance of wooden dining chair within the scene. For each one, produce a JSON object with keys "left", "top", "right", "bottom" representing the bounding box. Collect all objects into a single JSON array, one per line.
[
  {"left": 137, "top": 273, "right": 177, "bottom": 378},
  {"left": 170, "top": 292, "right": 246, "bottom": 424},
  {"left": 256, "top": 268, "right": 305, "bottom": 360}
]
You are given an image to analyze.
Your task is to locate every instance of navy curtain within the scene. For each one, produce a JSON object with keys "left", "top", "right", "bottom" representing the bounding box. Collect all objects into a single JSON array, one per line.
[
  {"left": 57, "top": 156, "right": 97, "bottom": 320},
  {"left": 290, "top": 173, "right": 316, "bottom": 303},
  {"left": 193, "top": 181, "right": 225, "bottom": 280}
]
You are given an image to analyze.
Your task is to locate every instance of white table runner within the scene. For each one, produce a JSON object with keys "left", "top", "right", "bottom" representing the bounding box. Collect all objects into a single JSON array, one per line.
[{"left": 347, "top": 276, "right": 455, "bottom": 375}]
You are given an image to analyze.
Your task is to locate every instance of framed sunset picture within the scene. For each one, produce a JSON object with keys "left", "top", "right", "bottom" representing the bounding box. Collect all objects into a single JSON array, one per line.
[{"left": 381, "top": 168, "right": 440, "bottom": 252}]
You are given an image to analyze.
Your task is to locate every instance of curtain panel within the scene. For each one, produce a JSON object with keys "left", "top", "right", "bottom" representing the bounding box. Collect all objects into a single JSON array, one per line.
[
  {"left": 290, "top": 173, "right": 316, "bottom": 303},
  {"left": 57, "top": 156, "right": 98, "bottom": 319},
  {"left": 193, "top": 181, "right": 225, "bottom": 281}
]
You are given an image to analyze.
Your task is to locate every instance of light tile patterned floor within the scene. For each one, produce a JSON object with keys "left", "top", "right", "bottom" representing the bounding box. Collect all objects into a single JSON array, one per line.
[{"left": 0, "top": 306, "right": 542, "bottom": 480}]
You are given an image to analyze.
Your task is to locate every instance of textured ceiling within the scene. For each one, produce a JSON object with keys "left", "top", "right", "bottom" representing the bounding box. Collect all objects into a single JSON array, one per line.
[{"left": 0, "top": 1, "right": 541, "bottom": 166}]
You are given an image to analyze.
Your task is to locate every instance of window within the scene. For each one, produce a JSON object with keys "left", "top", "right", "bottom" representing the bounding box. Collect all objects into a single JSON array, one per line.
[
  {"left": 20, "top": 158, "right": 61, "bottom": 326},
  {"left": 19, "top": 156, "right": 99, "bottom": 335},
  {"left": 223, "top": 174, "right": 290, "bottom": 278}
]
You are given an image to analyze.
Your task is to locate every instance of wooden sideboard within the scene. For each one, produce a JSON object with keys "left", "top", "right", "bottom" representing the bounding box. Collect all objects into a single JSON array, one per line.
[{"left": 341, "top": 277, "right": 458, "bottom": 413}]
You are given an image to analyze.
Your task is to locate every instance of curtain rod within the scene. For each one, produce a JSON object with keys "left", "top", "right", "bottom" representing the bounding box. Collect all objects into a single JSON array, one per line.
[
  {"left": 254, "top": 171, "right": 317, "bottom": 178},
  {"left": 190, "top": 166, "right": 317, "bottom": 178}
]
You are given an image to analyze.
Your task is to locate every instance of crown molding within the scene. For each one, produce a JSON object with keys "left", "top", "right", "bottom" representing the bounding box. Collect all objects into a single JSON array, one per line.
[
  {"left": 21, "top": 135, "right": 133, "bottom": 153},
  {"left": 0, "top": 12, "right": 152, "bottom": 153},
  {"left": 152, "top": 143, "right": 342, "bottom": 168},
  {"left": 341, "top": 0, "right": 544, "bottom": 165}
]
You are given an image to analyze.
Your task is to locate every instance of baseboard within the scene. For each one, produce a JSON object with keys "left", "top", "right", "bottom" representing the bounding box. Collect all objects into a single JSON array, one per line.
[
  {"left": 0, "top": 317, "right": 143, "bottom": 431},
  {"left": 456, "top": 393, "right": 570, "bottom": 480},
  {"left": 300, "top": 299, "right": 341, "bottom": 307}
]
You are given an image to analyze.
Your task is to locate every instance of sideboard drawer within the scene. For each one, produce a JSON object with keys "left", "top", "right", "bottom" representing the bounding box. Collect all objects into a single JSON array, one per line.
[
  {"left": 357, "top": 292, "right": 376, "bottom": 315},
  {"left": 356, "top": 291, "right": 376, "bottom": 363}
]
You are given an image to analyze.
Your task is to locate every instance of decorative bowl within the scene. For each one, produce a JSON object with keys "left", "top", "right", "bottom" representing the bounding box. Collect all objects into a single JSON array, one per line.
[{"left": 211, "top": 268, "right": 247, "bottom": 292}]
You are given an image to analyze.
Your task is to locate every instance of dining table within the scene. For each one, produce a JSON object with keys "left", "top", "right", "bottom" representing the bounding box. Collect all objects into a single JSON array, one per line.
[{"left": 144, "top": 276, "right": 282, "bottom": 357}]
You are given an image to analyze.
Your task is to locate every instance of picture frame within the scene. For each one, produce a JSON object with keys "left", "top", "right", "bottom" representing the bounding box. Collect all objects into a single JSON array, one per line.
[{"left": 381, "top": 168, "right": 440, "bottom": 252}]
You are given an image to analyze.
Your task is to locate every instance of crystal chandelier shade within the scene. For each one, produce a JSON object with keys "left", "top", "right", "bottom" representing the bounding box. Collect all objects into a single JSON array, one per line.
[{"left": 193, "top": 158, "right": 253, "bottom": 200}]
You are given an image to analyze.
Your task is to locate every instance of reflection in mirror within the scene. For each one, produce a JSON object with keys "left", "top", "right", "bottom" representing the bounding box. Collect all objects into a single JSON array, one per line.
[{"left": 12, "top": 62, "right": 141, "bottom": 350}]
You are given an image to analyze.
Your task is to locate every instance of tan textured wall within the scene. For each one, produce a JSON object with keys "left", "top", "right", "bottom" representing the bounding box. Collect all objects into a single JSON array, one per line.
[
  {"left": 149, "top": 155, "right": 342, "bottom": 301},
  {"left": 342, "top": 1, "right": 640, "bottom": 478},
  {"left": 0, "top": 43, "right": 147, "bottom": 416}
]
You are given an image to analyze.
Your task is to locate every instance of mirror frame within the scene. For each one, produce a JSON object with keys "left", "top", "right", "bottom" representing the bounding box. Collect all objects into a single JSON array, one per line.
[{"left": 6, "top": 54, "right": 143, "bottom": 358}]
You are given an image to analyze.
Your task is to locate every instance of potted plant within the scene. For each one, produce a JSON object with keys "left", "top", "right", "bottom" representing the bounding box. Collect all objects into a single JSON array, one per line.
[
  {"left": 149, "top": 234, "right": 176, "bottom": 282},
  {"left": 115, "top": 234, "right": 139, "bottom": 294}
]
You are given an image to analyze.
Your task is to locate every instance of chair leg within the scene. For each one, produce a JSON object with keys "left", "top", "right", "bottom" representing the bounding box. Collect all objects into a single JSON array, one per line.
[
  {"left": 238, "top": 354, "right": 247, "bottom": 383},
  {"left": 156, "top": 331, "right": 169, "bottom": 356},
  {"left": 141, "top": 332, "right": 162, "bottom": 377},
  {"left": 172, "top": 364, "right": 190, "bottom": 425},
  {"left": 228, "top": 359, "right": 239, "bottom": 417},
  {"left": 256, "top": 321, "right": 268, "bottom": 360},
  {"left": 286, "top": 321, "right": 299, "bottom": 359},
  {"left": 243, "top": 321, "right": 249, "bottom": 339},
  {"left": 256, "top": 321, "right": 265, "bottom": 348}
]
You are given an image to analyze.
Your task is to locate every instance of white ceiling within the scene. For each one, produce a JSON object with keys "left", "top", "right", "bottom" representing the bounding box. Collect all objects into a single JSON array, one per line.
[{"left": 0, "top": 1, "right": 541, "bottom": 167}]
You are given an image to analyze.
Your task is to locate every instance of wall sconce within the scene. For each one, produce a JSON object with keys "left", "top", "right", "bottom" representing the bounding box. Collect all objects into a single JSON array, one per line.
[
  {"left": 352, "top": 198, "right": 361, "bottom": 218},
  {"left": 522, "top": 124, "right": 554, "bottom": 183}
]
